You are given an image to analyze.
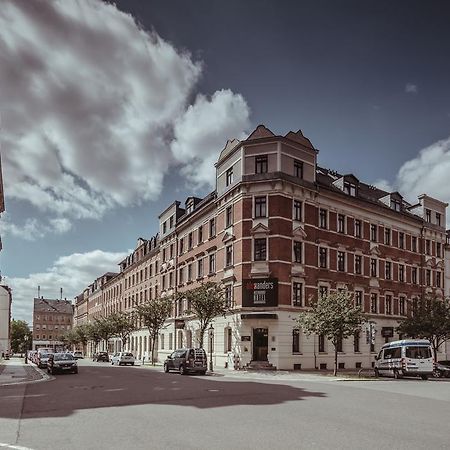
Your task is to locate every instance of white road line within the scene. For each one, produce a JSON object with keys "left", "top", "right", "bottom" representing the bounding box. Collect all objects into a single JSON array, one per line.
[{"left": 0, "top": 443, "right": 35, "bottom": 450}]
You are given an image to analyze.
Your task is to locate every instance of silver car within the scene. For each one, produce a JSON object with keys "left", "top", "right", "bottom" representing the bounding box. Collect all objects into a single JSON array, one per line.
[{"left": 110, "top": 352, "right": 135, "bottom": 366}]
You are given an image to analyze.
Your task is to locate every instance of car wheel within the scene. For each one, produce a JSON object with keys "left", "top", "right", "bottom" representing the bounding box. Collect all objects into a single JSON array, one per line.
[
  {"left": 200, "top": 370, "right": 207, "bottom": 376},
  {"left": 111, "top": 361, "right": 114, "bottom": 365},
  {"left": 119, "top": 362, "right": 122, "bottom": 366},
  {"left": 73, "top": 369, "right": 78, "bottom": 374},
  {"left": 164, "top": 364, "right": 169, "bottom": 373},
  {"left": 421, "top": 375, "right": 428, "bottom": 380},
  {"left": 374, "top": 368, "right": 379, "bottom": 378},
  {"left": 180, "top": 365, "right": 186, "bottom": 375},
  {"left": 394, "top": 369, "right": 401, "bottom": 379},
  {"left": 131, "top": 362, "right": 134, "bottom": 366}
]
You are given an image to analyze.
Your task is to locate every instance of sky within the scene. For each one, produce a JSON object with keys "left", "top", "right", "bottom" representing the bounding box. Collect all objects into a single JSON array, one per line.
[{"left": 1, "top": 0, "right": 450, "bottom": 324}]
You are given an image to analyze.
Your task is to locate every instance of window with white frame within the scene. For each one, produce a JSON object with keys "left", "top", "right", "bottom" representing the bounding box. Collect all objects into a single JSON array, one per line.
[
  {"left": 319, "top": 208, "right": 328, "bottom": 229},
  {"left": 254, "top": 238, "right": 267, "bottom": 261},
  {"left": 319, "top": 247, "right": 328, "bottom": 268},
  {"left": 293, "top": 241, "right": 302, "bottom": 263},
  {"left": 370, "top": 293, "right": 378, "bottom": 313},
  {"left": 355, "top": 291, "right": 363, "bottom": 309},
  {"left": 225, "top": 285, "right": 233, "bottom": 307},
  {"left": 226, "top": 167, "right": 233, "bottom": 186},
  {"left": 337, "top": 214, "right": 345, "bottom": 233},
  {"left": 225, "top": 245, "right": 233, "bottom": 267},
  {"left": 254, "top": 196, "right": 267, "bottom": 218},
  {"left": 293, "top": 282, "right": 303, "bottom": 306},
  {"left": 292, "top": 329, "right": 300, "bottom": 353},
  {"left": 385, "top": 295, "right": 392, "bottom": 315},
  {"left": 293, "top": 200, "right": 302, "bottom": 221},
  {"left": 337, "top": 251, "right": 345, "bottom": 272},
  {"left": 355, "top": 254, "right": 362, "bottom": 274}
]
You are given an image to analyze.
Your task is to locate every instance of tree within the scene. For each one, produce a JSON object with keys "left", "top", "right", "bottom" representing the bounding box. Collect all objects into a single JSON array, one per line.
[
  {"left": 85, "top": 322, "right": 102, "bottom": 354},
  {"left": 184, "top": 281, "right": 229, "bottom": 348},
  {"left": 297, "top": 291, "right": 366, "bottom": 376},
  {"left": 94, "top": 317, "right": 115, "bottom": 352},
  {"left": 135, "top": 296, "right": 172, "bottom": 365},
  {"left": 73, "top": 324, "right": 91, "bottom": 354},
  {"left": 109, "top": 312, "right": 137, "bottom": 349},
  {"left": 397, "top": 296, "right": 450, "bottom": 361},
  {"left": 10, "top": 320, "right": 32, "bottom": 354}
]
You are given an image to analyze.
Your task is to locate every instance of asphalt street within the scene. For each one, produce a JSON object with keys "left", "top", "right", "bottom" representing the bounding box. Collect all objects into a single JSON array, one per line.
[{"left": 0, "top": 359, "right": 449, "bottom": 450}]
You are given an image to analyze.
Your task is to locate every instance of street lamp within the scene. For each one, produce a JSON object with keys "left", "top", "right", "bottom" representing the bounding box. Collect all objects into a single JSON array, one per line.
[
  {"left": 24, "top": 336, "right": 29, "bottom": 364},
  {"left": 208, "top": 324, "right": 214, "bottom": 372}
]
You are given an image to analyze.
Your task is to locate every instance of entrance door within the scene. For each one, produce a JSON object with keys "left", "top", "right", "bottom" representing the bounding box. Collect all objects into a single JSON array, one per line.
[{"left": 252, "top": 328, "right": 268, "bottom": 361}]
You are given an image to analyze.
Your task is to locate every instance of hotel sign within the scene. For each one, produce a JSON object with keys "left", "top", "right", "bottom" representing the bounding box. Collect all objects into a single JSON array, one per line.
[{"left": 242, "top": 278, "right": 278, "bottom": 307}]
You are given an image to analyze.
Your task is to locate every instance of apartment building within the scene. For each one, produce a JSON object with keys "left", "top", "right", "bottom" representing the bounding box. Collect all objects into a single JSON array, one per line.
[
  {"left": 33, "top": 298, "right": 74, "bottom": 350},
  {"left": 74, "top": 124, "right": 448, "bottom": 370}
]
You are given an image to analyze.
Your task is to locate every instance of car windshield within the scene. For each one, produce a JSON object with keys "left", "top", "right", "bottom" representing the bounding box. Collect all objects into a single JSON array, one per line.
[
  {"left": 124, "top": 353, "right": 133, "bottom": 357},
  {"left": 54, "top": 354, "right": 75, "bottom": 361},
  {"left": 405, "top": 346, "right": 431, "bottom": 359},
  {"left": 40, "top": 353, "right": 50, "bottom": 358}
]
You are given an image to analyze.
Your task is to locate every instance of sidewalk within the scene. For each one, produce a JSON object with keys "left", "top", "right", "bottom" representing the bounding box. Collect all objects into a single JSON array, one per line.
[{"left": 0, "top": 357, "right": 46, "bottom": 386}]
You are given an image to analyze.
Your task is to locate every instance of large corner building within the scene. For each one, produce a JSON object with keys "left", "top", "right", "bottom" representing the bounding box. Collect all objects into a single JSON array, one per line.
[{"left": 75, "top": 125, "right": 449, "bottom": 370}]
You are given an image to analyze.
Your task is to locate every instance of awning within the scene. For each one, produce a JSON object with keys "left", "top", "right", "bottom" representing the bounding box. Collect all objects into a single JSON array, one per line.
[{"left": 240, "top": 313, "right": 278, "bottom": 320}]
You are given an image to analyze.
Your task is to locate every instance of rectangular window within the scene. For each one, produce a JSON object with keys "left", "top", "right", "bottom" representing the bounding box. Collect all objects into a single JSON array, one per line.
[
  {"left": 169, "top": 272, "right": 174, "bottom": 287},
  {"left": 187, "top": 264, "right": 193, "bottom": 282},
  {"left": 293, "top": 200, "right": 302, "bottom": 221},
  {"left": 188, "top": 232, "right": 193, "bottom": 250},
  {"left": 399, "top": 232, "right": 405, "bottom": 249},
  {"left": 318, "top": 334, "right": 325, "bottom": 353},
  {"left": 412, "top": 236, "right": 417, "bottom": 252},
  {"left": 370, "top": 224, "right": 377, "bottom": 242},
  {"left": 198, "top": 226, "right": 203, "bottom": 244},
  {"left": 209, "top": 253, "right": 216, "bottom": 274},
  {"left": 370, "top": 293, "right": 378, "bottom": 313},
  {"left": 169, "top": 215, "right": 174, "bottom": 229},
  {"left": 254, "top": 196, "right": 267, "bottom": 218},
  {"left": 254, "top": 238, "right": 267, "bottom": 261},
  {"left": 437, "top": 242, "right": 442, "bottom": 258},
  {"left": 412, "top": 267, "right": 417, "bottom": 284},
  {"left": 293, "top": 282, "right": 303, "bottom": 306},
  {"left": 292, "top": 329, "right": 300, "bottom": 353},
  {"left": 255, "top": 155, "right": 268, "bottom": 174},
  {"left": 337, "top": 251, "right": 345, "bottom": 272},
  {"left": 225, "top": 285, "right": 232, "bottom": 307},
  {"left": 426, "top": 269, "right": 431, "bottom": 286},
  {"left": 209, "top": 218, "right": 216, "bottom": 238},
  {"left": 319, "top": 285, "right": 328, "bottom": 299},
  {"left": 293, "top": 241, "right": 302, "bottom": 263},
  {"left": 355, "top": 255, "right": 362, "bottom": 275},
  {"left": 163, "top": 221, "right": 167, "bottom": 234},
  {"left": 319, "top": 247, "right": 328, "bottom": 268},
  {"left": 370, "top": 258, "right": 377, "bottom": 277},
  {"left": 338, "top": 214, "right": 345, "bottom": 233},
  {"left": 294, "top": 160, "right": 303, "bottom": 179},
  {"left": 426, "top": 239, "right": 431, "bottom": 255},
  {"left": 399, "top": 296, "right": 405, "bottom": 315},
  {"left": 169, "top": 244, "right": 174, "bottom": 259},
  {"left": 344, "top": 181, "right": 356, "bottom": 196},
  {"left": 226, "top": 206, "right": 233, "bottom": 227},
  {"left": 436, "top": 212, "right": 441, "bottom": 226},
  {"left": 385, "top": 261, "right": 391, "bottom": 280},
  {"left": 354, "top": 219, "right": 362, "bottom": 238},
  {"left": 197, "top": 259, "right": 203, "bottom": 278},
  {"left": 399, "top": 264, "right": 405, "bottom": 282},
  {"left": 179, "top": 238, "right": 184, "bottom": 255},
  {"left": 385, "top": 295, "right": 392, "bottom": 315},
  {"left": 436, "top": 271, "right": 441, "bottom": 288},
  {"left": 355, "top": 291, "right": 363, "bottom": 309},
  {"left": 319, "top": 208, "right": 327, "bottom": 229},
  {"left": 354, "top": 331, "right": 360, "bottom": 353},
  {"left": 426, "top": 209, "right": 431, "bottom": 223},
  {"left": 384, "top": 228, "right": 391, "bottom": 245},
  {"left": 162, "top": 248, "right": 166, "bottom": 262},
  {"left": 225, "top": 245, "right": 233, "bottom": 267},
  {"left": 226, "top": 167, "right": 233, "bottom": 186}
]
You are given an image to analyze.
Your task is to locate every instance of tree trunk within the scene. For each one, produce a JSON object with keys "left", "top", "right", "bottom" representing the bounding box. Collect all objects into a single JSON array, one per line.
[
  {"left": 151, "top": 333, "right": 157, "bottom": 365},
  {"left": 334, "top": 344, "right": 338, "bottom": 376}
]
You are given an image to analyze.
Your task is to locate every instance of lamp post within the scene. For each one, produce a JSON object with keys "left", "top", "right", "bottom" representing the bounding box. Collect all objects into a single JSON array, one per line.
[
  {"left": 24, "top": 336, "right": 29, "bottom": 364},
  {"left": 208, "top": 324, "right": 214, "bottom": 372}
]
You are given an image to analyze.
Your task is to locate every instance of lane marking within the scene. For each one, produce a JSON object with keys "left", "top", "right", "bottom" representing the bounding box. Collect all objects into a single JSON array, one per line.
[{"left": 0, "top": 443, "right": 35, "bottom": 450}]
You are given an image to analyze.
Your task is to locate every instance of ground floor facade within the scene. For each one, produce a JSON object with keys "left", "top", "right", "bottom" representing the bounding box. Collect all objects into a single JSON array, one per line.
[{"left": 90, "top": 310, "right": 449, "bottom": 370}]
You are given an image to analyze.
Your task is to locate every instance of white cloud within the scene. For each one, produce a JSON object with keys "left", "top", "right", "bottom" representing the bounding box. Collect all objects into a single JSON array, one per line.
[
  {"left": 372, "top": 178, "right": 394, "bottom": 193},
  {"left": 405, "top": 83, "right": 418, "bottom": 94},
  {"left": 171, "top": 90, "right": 251, "bottom": 188},
  {"left": 0, "top": 0, "right": 250, "bottom": 237},
  {"left": 6, "top": 249, "right": 128, "bottom": 324}
]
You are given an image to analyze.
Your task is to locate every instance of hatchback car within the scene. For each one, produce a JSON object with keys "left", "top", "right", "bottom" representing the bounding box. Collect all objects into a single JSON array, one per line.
[
  {"left": 110, "top": 352, "right": 135, "bottom": 366},
  {"left": 93, "top": 351, "right": 110, "bottom": 362},
  {"left": 36, "top": 350, "right": 52, "bottom": 369},
  {"left": 164, "top": 348, "right": 207, "bottom": 375},
  {"left": 47, "top": 352, "right": 78, "bottom": 374},
  {"left": 72, "top": 351, "right": 84, "bottom": 359}
]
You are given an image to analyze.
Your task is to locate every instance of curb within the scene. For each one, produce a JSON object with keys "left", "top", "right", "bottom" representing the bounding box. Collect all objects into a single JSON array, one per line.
[{"left": 0, "top": 363, "right": 53, "bottom": 387}]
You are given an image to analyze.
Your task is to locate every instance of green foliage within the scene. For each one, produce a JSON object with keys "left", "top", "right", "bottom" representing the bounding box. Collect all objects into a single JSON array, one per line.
[
  {"left": 135, "top": 296, "right": 172, "bottom": 364},
  {"left": 397, "top": 296, "right": 450, "bottom": 361},
  {"left": 297, "top": 290, "right": 366, "bottom": 375},
  {"left": 109, "top": 312, "right": 137, "bottom": 347},
  {"left": 184, "top": 281, "right": 229, "bottom": 348},
  {"left": 10, "top": 319, "right": 32, "bottom": 353}
]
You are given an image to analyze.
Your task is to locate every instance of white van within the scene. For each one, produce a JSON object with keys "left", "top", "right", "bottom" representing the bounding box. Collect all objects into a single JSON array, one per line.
[{"left": 374, "top": 339, "right": 434, "bottom": 380}]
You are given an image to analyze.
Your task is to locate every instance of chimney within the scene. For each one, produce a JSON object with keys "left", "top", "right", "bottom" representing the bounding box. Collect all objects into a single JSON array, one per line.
[
  {"left": 60, "top": 287, "right": 63, "bottom": 300},
  {"left": 38, "top": 285, "right": 40, "bottom": 298}
]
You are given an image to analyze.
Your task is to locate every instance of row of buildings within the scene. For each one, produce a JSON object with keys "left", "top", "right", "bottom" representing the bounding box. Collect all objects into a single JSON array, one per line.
[{"left": 71, "top": 125, "right": 449, "bottom": 370}]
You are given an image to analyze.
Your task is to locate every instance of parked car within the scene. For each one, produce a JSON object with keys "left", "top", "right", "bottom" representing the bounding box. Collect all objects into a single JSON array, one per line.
[
  {"left": 93, "top": 351, "right": 109, "bottom": 362},
  {"left": 164, "top": 348, "right": 207, "bottom": 375},
  {"left": 47, "top": 352, "right": 78, "bottom": 374},
  {"left": 110, "top": 352, "right": 135, "bottom": 366},
  {"left": 72, "top": 351, "right": 84, "bottom": 359},
  {"left": 374, "top": 339, "right": 434, "bottom": 380},
  {"left": 36, "top": 350, "right": 53, "bottom": 369},
  {"left": 434, "top": 360, "right": 450, "bottom": 378}
]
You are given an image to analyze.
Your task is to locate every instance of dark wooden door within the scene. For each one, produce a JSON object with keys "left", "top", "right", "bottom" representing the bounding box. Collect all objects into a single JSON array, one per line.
[{"left": 253, "top": 328, "right": 268, "bottom": 361}]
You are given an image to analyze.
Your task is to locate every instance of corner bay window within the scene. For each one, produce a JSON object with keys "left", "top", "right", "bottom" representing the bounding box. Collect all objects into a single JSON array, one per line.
[
  {"left": 254, "top": 238, "right": 267, "bottom": 261},
  {"left": 255, "top": 155, "right": 268, "bottom": 174}
]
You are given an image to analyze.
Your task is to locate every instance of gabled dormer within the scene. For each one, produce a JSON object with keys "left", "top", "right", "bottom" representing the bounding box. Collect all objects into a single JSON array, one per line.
[
  {"left": 332, "top": 174, "right": 359, "bottom": 197},
  {"left": 379, "top": 192, "right": 403, "bottom": 212}
]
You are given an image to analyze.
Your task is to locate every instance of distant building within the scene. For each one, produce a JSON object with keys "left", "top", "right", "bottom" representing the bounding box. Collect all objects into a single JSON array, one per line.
[
  {"left": 32, "top": 298, "right": 74, "bottom": 350},
  {"left": 0, "top": 285, "right": 12, "bottom": 356}
]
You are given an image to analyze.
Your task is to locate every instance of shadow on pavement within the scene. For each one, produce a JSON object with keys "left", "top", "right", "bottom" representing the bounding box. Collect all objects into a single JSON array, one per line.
[{"left": 0, "top": 364, "right": 326, "bottom": 419}]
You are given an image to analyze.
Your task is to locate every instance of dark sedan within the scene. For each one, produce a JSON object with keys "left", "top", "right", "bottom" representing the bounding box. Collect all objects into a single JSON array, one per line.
[
  {"left": 93, "top": 352, "right": 110, "bottom": 362},
  {"left": 47, "top": 352, "right": 78, "bottom": 374}
]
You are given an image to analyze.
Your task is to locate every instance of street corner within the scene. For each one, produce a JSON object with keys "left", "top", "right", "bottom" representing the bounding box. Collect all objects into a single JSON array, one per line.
[{"left": 0, "top": 358, "right": 52, "bottom": 386}]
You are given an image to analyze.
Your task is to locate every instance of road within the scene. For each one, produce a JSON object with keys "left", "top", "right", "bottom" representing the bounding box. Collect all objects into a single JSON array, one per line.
[{"left": 0, "top": 359, "right": 449, "bottom": 450}]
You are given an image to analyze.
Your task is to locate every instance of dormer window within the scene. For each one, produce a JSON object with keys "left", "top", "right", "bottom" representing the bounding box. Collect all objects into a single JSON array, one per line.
[
  {"left": 294, "top": 160, "right": 303, "bottom": 179},
  {"left": 344, "top": 181, "right": 356, "bottom": 196},
  {"left": 226, "top": 167, "right": 233, "bottom": 186},
  {"left": 391, "top": 199, "right": 401, "bottom": 212},
  {"left": 426, "top": 209, "right": 431, "bottom": 223},
  {"left": 186, "top": 203, "right": 193, "bottom": 214},
  {"left": 255, "top": 156, "right": 268, "bottom": 174}
]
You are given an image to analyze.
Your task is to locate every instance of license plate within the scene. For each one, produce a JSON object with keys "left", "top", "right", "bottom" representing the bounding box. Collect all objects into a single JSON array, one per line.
[{"left": 62, "top": 366, "right": 72, "bottom": 370}]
